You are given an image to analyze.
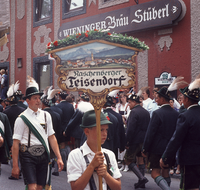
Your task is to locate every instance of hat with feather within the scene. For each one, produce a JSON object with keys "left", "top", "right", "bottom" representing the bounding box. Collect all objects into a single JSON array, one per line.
[
  {"left": 156, "top": 76, "right": 188, "bottom": 100},
  {"left": 180, "top": 75, "right": 200, "bottom": 101},
  {"left": 7, "top": 81, "right": 20, "bottom": 103},
  {"left": 128, "top": 90, "right": 142, "bottom": 103},
  {"left": 104, "top": 90, "right": 119, "bottom": 107},
  {"left": 41, "top": 86, "right": 51, "bottom": 106},
  {"left": 23, "top": 76, "right": 43, "bottom": 100},
  {"left": 15, "top": 90, "right": 24, "bottom": 98},
  {"left": 47, "top": 86, "right": 60, "bottom": 104},
  {"left": 57, "top": 90, "right": 68, "bottom": 99}
]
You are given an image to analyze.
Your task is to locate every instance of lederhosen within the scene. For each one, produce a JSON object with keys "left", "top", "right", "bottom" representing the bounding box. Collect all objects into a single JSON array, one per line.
[
  {"left": 80, "top": 149, "right": 113, "bottom": 190},
  {"left": 19, "top": 113, "right": 52, "bottom": 189}
]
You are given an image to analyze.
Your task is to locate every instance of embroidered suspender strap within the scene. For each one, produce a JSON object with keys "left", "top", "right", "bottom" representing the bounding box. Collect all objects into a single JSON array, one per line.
[
  {"left": 20, "top": 115, "right": 52, "bottom": 188},
  {"left": 80, "top": 149, "right": 97, "bottom": 190},
  {"left": 103, "top": 153, "right": 112, "bottom": 190},
  {"left": 44, "top": 112, "right": 47, "bottom": 134},
  {"left": 103, "top": 153, "right": 112, "bottom": 176},
  {"left": 0, "top": 127, "right": 11, "bottom": 160},
  {"left": 28, "top": 129, "right": 31, "bottom": 147}
]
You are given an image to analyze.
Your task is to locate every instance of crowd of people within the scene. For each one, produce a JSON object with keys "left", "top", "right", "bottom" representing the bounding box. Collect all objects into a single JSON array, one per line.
[{"left": 0, "top": 75, "right": 200, "bottom": 190}]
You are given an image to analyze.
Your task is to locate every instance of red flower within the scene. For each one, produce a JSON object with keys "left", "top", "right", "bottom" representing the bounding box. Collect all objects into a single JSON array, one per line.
[
  {"left": 53, "top": 41, "right": 58, "bottom": 46},
  {"left": 107, "top": 32, "right": 111, "bottom": 36},
  {"left": 106, "top": 116, "right": 110, "bottom": 121},
  {"left": 47, "top": 42, "right": 51, "bottom": 49},
  {"left": 76, "top": 33, "right": 81, "bottom": 38},
  {"left": 85, "top": 33, "right": 88, "bottom": 37},
  {"left": 94, "top": 29, "right": 98, "bottom": 31},
  {"left": 86, "top": 30, "right": 89, "bottom": 33}
]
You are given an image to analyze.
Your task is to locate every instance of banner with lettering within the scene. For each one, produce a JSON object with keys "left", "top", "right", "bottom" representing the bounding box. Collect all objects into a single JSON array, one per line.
[{"left": 47, "top": 30, "right": 149, "bottom": 95}]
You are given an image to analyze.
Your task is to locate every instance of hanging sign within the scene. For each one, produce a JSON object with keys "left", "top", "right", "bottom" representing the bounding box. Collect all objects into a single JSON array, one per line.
[
  {"left": 155, "top": 72, "right": 176, "bottom": 85},
  {"left": 52, "top": 41, "right": 138, "bottom": 93},
  {"left": 58, "top": 0, "right": 182, "bottom": 40}
]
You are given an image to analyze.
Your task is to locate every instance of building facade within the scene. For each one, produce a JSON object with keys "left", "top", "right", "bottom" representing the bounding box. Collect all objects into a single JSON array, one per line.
[{"left": 0, "top": 0, "right": 200, "bottom": 97}]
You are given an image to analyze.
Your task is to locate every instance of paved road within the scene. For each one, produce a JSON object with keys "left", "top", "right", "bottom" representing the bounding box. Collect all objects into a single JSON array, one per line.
[{"left": 0, "top": 163, "right": 180, "bottom": 190}]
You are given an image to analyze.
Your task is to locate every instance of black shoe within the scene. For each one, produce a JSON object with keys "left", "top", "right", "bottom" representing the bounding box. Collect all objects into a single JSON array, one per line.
[
  {"left": 134, "top": 177, "right": 148, "bottom": 189},
  {"left": 134, "top": 180, "right": 145, "bottom": 188},
  {"left": 8, "top": 175, "right": 20, "bottom": 180},
  {"left": 52, "top": 172, "right": 59, "bottom": 176}
]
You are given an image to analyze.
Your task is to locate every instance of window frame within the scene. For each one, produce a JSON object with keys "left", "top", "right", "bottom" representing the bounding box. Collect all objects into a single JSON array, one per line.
[
  {"left": 99, "top": 0, "right": 129, "bottom": 9},
  {"left": 33, "top": 55, "right": 53, "bottom": 90},
  {"left": 62, "top": 0, "right": 86, "bottom": 20},
  {"left": 33, "top": 0, "right": 53, "bottom": 28}
]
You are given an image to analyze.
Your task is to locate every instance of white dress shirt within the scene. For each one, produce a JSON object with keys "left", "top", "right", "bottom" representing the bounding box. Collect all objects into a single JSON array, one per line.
[
  {"left": 67, "top": 141, "right": 122, "bottom": 190},
  {"left": 13, "top": 107, "right": 54, "bottom": 146}
]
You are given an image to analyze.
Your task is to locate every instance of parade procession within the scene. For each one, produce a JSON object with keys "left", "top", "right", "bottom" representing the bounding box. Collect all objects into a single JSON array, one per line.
[{"left": 1, "top": 0, "right": 200, "bottom": 190}]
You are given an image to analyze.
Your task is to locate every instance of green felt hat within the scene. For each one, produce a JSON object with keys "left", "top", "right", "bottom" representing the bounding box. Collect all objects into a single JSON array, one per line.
[
  {"left": 180, "top": 86, "right": 200, "bottom": 101},
  {"left": 80, "top": 110, "right": 112, "bottom": 128},
  {"left": 155, "top": 87, "right": 172, "bottom": 100},
  {"left": 23, "top": 87, "right": 43, "bottom": 100}
]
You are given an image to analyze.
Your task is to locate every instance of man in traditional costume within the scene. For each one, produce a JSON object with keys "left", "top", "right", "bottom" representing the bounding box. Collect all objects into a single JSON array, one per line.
[
  {"left": 67, "top": 110, "right": 122, "bottom": 190},
  {"left": 56, "top": 91, "right": 74, "bottom": 171},
  {"left": 160, "top": 75, "right": 200, "bottom": 190},
  {"left": 0, "top": 104, "right": 12, "bottom": 174},
  {"left": 11, "top": 76, "right": 63, "bottom": 190},
  {"left": 41, "top": 86, "right": 62, "bottom": 177},
  {"left": 125, "top": 92, "right": 150, "bottom": 189},
  {"left": 103, "top": 95, "right": 126, "bottom": 159},
  {"left": 142, "top": 86, "right": 180, "bottom": 190},
  {"left": 3, "top": 81, "right": 26, "bottom": 180}
]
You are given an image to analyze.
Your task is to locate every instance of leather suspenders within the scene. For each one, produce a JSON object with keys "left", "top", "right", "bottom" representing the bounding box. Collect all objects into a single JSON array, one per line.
[{"left": 80, "top": 149, "right": 112, "bottom": 190}]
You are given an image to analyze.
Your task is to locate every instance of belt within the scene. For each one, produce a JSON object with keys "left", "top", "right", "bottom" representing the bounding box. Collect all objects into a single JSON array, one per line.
[{"left": 19, "top": 144, "right": 45, "bottom": 156}]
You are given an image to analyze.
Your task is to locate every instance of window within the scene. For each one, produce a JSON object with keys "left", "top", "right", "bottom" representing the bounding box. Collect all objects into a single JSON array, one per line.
[
  {"left": 62, "top": 0, "right": 86, "bottom": 19},
  {"left": 33, "top": 56, "right": 53, "bottom": 91},
  {"left": 37, "top": 63, "right": 51, "bottom": 91},
  {"left": 99, "top": 0, "right": 129, "bottom": 9},
  {"left": 36, "top": 0, "right": 51, "bottom": 20},
  {"left": 33, "top": 0, "right": 53, "bottom": 28}
]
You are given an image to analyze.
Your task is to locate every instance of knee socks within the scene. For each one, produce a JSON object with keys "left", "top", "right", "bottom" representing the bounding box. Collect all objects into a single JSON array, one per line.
[
  {"left": 155, "top": 176, "right": 170, "bottom": 190},
  {"left": 139, "top": 164, "right": 146, "bottom": 177},
  {"left": 164, "top": 177, "right": 171, "bottom": 187},
  {"left": 129, "top": 163, "right": 144, "bottom": 180}
]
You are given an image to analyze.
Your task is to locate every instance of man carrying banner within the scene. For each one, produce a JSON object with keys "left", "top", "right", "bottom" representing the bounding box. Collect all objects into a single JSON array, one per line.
[
  {"left": 67, "top": 109, "right": 122, "bottom": 190},
  {"left": 11, "top": 76, "right": 63, "bottom": 190}
]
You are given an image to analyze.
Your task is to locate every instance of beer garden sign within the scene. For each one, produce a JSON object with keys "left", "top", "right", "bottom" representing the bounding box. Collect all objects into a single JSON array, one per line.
[{"left": 58, "top": 0, "right": 182, "bottom": 40}]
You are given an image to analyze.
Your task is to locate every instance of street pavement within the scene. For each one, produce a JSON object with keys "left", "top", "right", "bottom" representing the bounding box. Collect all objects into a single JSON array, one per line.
[{"left": 0, "top": 163, "right": 180, "bottom": 190}]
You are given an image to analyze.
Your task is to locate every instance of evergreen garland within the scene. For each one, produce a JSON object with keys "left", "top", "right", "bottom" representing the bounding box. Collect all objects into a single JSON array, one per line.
[{"left": 46, "top": 29, "right": 149, "bottom": 52}]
